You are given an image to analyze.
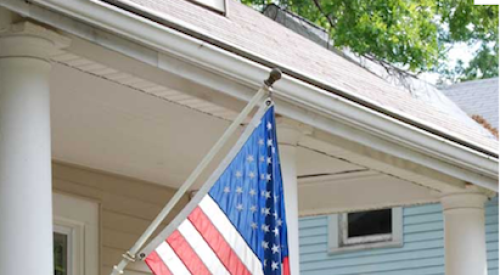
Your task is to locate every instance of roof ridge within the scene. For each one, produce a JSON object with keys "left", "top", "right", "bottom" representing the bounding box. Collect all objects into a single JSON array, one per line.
[{"left": 443, "top": 77, "right": 499, "bottom": 89}]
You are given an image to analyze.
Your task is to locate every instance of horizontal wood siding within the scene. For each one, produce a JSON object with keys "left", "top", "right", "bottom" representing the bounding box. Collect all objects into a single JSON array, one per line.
[
  {"left": 300, "top": 197, "right": 498, "bottom": 275},
  {"left": 487, "top": 197, "right": 499, "bottom": 275},
  {"left": 52, "top": 163, "right": 189, "bottom": 275}
]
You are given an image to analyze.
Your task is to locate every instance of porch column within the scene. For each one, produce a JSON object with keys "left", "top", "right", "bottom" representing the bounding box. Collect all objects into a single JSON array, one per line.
[
  {"left": 440, "top": 192, "right": 488, "bottom": 275},
  {"left": 0, "top": 21, "right": 69, "bottom": 275},
  {"left": 278, "top": 119, "right": 310, "bottom": 275}
]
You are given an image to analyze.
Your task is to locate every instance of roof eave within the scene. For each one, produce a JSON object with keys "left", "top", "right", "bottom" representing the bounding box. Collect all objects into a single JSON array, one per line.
[
  {"left": 7, "top": 0, "right": 498, "bottom": 190},
  {"left": 96, "top": 0, "right": 499, "bottom": 158}
]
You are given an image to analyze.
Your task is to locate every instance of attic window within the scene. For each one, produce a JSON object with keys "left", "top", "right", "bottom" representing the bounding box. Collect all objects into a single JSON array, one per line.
[
  {"left": 345, "top": 209, "right": 392, "bottom": 243},
  {"left": 189, "top": 0, "right": 226, "bottom": 14},
  {"left": 328, "top": 208, "right": 403, "bottom": 254}
]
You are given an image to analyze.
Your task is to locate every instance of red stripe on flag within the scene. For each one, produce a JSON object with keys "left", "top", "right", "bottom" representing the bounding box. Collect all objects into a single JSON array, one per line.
[
  {"left": 167, "top": 230, "right": 212, "bottom": 275},
  {"left": 188, "top": 207, "right": 253, "bottom": 275},
  {"left": 145, "top": 250, "right": 173, "bottom": 275},
  {"left": 282, "top": 257, "right": 291, "bottom": 275}
]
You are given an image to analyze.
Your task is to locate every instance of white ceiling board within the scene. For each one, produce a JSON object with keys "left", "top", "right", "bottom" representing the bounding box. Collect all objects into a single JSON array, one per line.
[
  {"left": 296, "top": 147, "right": 364, "bottom": 177},
  {"left": 50, "top": 64, "right": 234, "bottom": 187},
  {"left": 50, "top": 64, "right": 401, "bottom": 194}
]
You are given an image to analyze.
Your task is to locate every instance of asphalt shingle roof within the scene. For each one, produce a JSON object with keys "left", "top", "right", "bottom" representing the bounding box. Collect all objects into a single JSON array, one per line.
[
  {"left": 126, "top": 0, "right": 498, "bottom": 152},
  {"left": 441, "top": 78, "right": 499, "bottom": 128}
]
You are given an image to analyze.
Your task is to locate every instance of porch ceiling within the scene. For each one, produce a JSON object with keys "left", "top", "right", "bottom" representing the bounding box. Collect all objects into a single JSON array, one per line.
[{"left": 50, "top": 63, "right": 364, "bottom": 189}]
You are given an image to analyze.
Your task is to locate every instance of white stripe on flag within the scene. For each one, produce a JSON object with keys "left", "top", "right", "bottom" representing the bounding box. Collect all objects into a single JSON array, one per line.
[
  {"left": 178, "top": 220, "right": 230, "bottom": 275},
  {"left": 199, "top": 196, "right": 264, "bottom": 275},
  {"left": 155, "top": 242, "right": 191, "bottom": 275}
]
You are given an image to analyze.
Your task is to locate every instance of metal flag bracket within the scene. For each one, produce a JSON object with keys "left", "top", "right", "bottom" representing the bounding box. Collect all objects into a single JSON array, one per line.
[
  {"left": 109, "top": 68, "right": 282, "bottom": 275},
  {"left": 264, "top": 67, "right": 282, "bottom": 103}
]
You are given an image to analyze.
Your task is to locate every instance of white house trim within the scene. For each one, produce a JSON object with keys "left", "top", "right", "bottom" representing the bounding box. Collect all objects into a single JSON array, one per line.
[
  {"left": 53, "top": 192, "right": 100, "bottom": 275},
  {"left": 0, "top": 0, "right": 498, "bottom": 193},
  {"left": 1, "top": 0, "right": 497, "bottom": 192},
  {"left": 32, "top": 0, "right": 499, "bottom": 159}
]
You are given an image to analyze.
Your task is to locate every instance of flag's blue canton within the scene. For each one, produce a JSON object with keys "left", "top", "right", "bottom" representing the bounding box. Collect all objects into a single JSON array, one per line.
[{"left": 209, "top": 106, "right": 288, "bottom": 274}]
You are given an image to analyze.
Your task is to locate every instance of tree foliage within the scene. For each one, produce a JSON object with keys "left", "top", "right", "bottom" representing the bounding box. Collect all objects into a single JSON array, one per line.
[{"left": 243, "top": 0, "right": 498, "bottom": 82}]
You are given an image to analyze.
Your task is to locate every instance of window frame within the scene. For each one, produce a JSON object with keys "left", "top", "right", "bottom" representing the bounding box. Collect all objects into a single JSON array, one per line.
[{"left": 328, "top": 208, "right": 403, "bottom": 254}]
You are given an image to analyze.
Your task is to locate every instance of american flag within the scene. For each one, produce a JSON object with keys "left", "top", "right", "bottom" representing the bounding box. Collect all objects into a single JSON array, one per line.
[{"left": 144, "top": 106, "right": 290, "bottom": 275}]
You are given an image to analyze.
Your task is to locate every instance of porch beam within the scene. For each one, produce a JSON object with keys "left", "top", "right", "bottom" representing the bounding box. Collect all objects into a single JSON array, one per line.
[
  {"left": 301, "top": 130, "right": 469, "bottom": 193},
  {"left": 0, "top": 20, "right": 70, "bottom": 275}
]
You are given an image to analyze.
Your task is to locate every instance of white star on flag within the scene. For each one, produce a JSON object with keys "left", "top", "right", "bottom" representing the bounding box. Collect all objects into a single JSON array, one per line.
[
  {"left": 267, "top": 139, "right": 273, "bottom": 147},
  {"left": 262, "top": 207, "right": 271, "bottom": 216},
  {"left": 235, "top": 171, "right": 242, "bottom": 178},
  {"left": 271, "top": 244, "right": 280, "bottom": 254},
  {"left": 261, "top": 224, "right": 270, "bottom": 232}
]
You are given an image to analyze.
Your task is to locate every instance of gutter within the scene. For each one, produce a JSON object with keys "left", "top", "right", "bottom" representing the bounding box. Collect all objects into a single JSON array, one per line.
[
  {"left": 4, "top": 0, "right": 498, "bottom": 188},
  {"left": 100, "top": 0, "right": 498, "bottom": 159}
]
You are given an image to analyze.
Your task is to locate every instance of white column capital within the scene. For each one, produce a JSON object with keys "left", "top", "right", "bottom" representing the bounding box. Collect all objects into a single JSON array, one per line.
[
  {"left": 0, "top": 21, "right": 71, "bottom": 59},
  {"left": 440, "top": 191, "right": 488, "bottom": 211},
  {"left": 277, "top": 117, "right": 313, "bottom": 147}
]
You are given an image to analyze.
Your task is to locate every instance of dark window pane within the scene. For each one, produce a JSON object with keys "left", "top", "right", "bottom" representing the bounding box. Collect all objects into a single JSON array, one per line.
[
  {"left": 347, "top": 209, "right": 392, "bottom": 238},
  {"left": 54, "top": 233, "right": 68, "bottom": 275}
]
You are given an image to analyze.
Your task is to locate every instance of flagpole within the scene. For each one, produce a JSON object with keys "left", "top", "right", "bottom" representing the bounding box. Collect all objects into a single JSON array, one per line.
[{"left": 109, "top": 69, "right": 282, "bottom": 275}]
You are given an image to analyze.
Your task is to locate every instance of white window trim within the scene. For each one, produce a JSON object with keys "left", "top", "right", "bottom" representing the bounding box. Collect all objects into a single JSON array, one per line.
[
  {"left": 189, "top": 0, "right": 227, "bottom": 14},
  {"left": 54, "top": 218, "right": 84, "bottom": 275},
  {"left": 53, "top": 193, "right": 99, "bottom": 275},
  {"left": 328, "top": 208, "right": 403, "bottom": 254}
]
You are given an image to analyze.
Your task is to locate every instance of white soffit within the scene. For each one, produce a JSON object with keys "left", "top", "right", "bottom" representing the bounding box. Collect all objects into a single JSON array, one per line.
[
  {"left": 49, "top": 51, "right": 364, "bottom": 189},
  {"left": 50, "top": 51, "right": 241, "bottom": 121},
  {"left": 50, "top": 61, "right": 236, "bottom": 188},
  {"left": 296, "top": 147, "right": 364, "bottom": 177}
]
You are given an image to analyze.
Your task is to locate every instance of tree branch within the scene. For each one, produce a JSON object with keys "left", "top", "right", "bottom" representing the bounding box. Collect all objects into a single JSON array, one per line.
[{"left": 310, "top": 0, "right": 336, "bottom": 28}]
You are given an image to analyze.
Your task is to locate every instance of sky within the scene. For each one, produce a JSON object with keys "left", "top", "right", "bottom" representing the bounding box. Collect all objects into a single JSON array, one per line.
[{"left": 419, "top": 42, "right": 476, "bottom": 84}]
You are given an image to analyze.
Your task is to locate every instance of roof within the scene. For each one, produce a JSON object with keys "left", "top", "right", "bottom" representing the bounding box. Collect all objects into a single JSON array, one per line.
[
  {"left": 262, "top": 4, "right": 492, "bottom": 138},
  {"left": 122, "top": 0, "right": 498, "bottom": 152},
  {"left": 441, "top": 78, "right": 499, "bottom": 128}
]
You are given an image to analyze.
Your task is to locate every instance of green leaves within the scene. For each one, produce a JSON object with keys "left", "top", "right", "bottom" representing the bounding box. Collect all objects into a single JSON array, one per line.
[{"left": 250, "top": 0, "right": 499, "bottom": 82}]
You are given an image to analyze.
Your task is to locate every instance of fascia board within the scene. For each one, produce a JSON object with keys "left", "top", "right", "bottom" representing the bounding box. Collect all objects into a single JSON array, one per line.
[
  {"left": 93, "top": 0, "right": 499, "bottom": 158},
  {"left": 6, "top": 0, "right": 498, "bottom": 189}
]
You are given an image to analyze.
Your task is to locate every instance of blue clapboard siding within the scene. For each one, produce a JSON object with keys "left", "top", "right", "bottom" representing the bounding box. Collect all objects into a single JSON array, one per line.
[{"left": 299, "top": 197, "right": 498, "bottom": 275}]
